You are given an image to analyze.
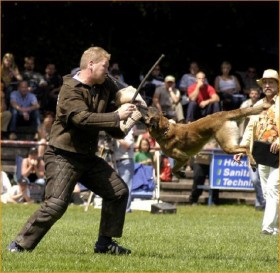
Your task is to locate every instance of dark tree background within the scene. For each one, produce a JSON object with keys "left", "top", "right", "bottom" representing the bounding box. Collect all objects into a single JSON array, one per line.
[{"left": 1, "top": 1, "right": 279, "bottom": 85}]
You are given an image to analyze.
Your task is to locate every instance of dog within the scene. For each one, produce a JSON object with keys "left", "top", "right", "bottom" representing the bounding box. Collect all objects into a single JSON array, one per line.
[{"left": 139, "top": 103, "right": 270, "bottom": 174}]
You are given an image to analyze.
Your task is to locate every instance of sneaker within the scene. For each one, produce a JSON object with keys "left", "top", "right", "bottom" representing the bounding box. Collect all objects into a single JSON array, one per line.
[
  {"left": 94, "top": 240, "right": 131, "bottom": 255},
  {"left": 7, "top": 241, "right": 25, "bottom": 252},
  {"left": 262, "top": 229, "right": 273, "bottom": 235}
]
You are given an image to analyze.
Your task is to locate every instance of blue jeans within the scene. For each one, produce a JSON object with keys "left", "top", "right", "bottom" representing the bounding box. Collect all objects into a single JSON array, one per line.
[
  {"left": 9, "top": 108, "right": 41, "bottom": 132},
  {"left": 116, "top": 158, "right": 134, "bottom": 212},
  {"left": 186, "top": 101, "right": 220, "bottom": 122},
  {"left": 249, "top": 167, "right": 265, "bottom": 208}
]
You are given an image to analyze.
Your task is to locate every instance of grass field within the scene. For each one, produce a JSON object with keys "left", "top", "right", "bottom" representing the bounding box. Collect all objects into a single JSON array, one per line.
[{"left": 1, "top": 203, "right": 279, "bottom": 272}]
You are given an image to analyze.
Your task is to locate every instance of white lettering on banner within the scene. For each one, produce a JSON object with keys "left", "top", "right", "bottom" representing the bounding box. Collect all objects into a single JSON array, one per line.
[
  {"left": 223, "top": 178, "right": 253, "bottom": 187},
  {"left": 223, "top": 168, "right": 249, "bottom": 177},
  {"left": 223, "top": 158, "right": 248, "bottom": 167}
]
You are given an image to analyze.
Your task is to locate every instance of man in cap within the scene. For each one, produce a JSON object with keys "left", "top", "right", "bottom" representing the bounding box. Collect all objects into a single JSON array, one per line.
[
  {"left": 152, "top": 75, "right": 185, "bottom": 123},
  {"left": 234, "top": 69, "right": 279, "bottom": 235}
]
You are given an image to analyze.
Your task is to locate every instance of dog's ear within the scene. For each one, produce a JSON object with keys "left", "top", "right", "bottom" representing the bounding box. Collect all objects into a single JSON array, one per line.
[{"left": 149, "top": 117, "right": 159, "bottom": 129}]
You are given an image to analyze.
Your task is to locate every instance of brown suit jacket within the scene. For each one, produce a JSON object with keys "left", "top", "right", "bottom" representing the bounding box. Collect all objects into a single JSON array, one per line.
[{"left": 49, "top": 74, "right": 125, "bottom": 155}]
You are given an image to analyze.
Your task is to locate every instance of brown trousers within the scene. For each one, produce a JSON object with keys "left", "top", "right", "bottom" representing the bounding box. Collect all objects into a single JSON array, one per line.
[{"left": 15, "top": 145, "right": 128, "bottom": 250}]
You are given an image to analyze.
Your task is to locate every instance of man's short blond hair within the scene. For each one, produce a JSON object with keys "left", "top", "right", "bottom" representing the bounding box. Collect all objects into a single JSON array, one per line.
[{"left": 80, "top": 47, "right": 111, "bottom": 69}]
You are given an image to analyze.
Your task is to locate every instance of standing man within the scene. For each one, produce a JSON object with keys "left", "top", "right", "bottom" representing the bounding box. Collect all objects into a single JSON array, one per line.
[
  {"left": 234, "top": 69, "right": 279, "bottom": 235},
  {"left": 113, "top": 129, "right": 135, "bottom": 213},
  {"left": 186, "top": 71, "right": 220, "bottom": 123},
  {"left": 7, "top": 47, "right": 136, "bottom": 254}
]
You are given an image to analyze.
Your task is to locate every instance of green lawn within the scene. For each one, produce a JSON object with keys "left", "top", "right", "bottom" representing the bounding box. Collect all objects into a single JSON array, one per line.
[{"left": 1, "top": 203, "right": 278, "bottom": 272}]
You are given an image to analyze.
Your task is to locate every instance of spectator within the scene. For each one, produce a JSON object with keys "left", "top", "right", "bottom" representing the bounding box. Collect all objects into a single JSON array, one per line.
[
  {"left": 140, "top": 64, "right": 164, "bottom": 105},
  {"left": 135, "top": 128, "right": 160, "bottom": 153},
  {"left": 43, "top": 63, "right": 63, "bottom": 113},
  {"left": 214, "top": 61, "right": 242, "bottom": 110},
  {"left": 1, "top": 82, "right": 12, "bottom": 139},
  {"left": 186, "top": 71, "right": 220, "bottom": 123},
  {"left": 134, "top": 138, "right": 154, "bottom": 166},
  {"left": 179, "top": 61, "right": 205, "bottom": 94},
  {"left": 1, "top": 171, "right": 12, "bottom": 198},
  {"left": 239, "top": 88, "right": 261, "bottom": 136},
  {"left": 238, "top": 88, "right": 265, "bottom": 211},
  {"left": 179, "top": 61, "right": 206, "bottom": 119},
  {"left": 20, "top": 147, "right": 45, "bottom": 186},
  {"left": 9, "top": 80, "right": 41, "bottom": 140},
  {"left": 238, "top": 66, "right": 261, "bottom": 97},
  {"left": 37, "top": 111, "right": 55, "bottom": 157},
  {"left": 234, "top": 69, "right": 279, "bottom": 235},
  {"left": 1, "top": 171, "right": 33, "bottom": 204},
  {"left": 189, "top": 139, "right": 219, "bottom": 205},
  {"left": 21, "top": 56, "right": 47, "bottom": 108},
  {"left": 153, "top": 75, "right": 185, "bottom": 123},
  {"left": 1, "top": 53, "right": 23, "bottom": 102},
  {"left": 112, "top": 129, "right": 135, "bottom": 213},
  {"left": 109, "top": 62, "right": 125, "bottom": 83}
]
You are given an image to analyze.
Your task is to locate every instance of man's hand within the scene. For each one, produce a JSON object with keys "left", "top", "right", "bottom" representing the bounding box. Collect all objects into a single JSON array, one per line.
[
  {"left": 199, "top": 100, "right": 209, "bottom": 108},
  {"left": 117, "top": 103, "right": 136, "bottom": 121},
  {"left": 270, "top": 140, "right": 279, "bottom": 154}
]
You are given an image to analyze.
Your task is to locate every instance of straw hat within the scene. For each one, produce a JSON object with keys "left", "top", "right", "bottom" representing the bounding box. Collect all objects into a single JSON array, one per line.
[{"left": 257, "top": 69, "right": 279, "bottom": 86}]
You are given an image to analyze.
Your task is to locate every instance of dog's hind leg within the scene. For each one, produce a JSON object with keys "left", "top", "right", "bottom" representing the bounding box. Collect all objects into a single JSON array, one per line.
[
  {"left": 219, "top": 144, "right": 257, "bottom": 170},
  {"left": 172, "top": 159, "right": 187, "bottom": 178}
]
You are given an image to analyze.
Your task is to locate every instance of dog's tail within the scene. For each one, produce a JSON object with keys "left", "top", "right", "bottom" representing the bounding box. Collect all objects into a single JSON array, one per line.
[{"left": 229, "top": 102, "right": 271, "bottom": 121}]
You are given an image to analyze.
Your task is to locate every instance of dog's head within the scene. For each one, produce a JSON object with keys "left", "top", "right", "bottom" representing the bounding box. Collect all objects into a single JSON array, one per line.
[{"left": 137, "top": 106, "right": 163, "bottom": 129}]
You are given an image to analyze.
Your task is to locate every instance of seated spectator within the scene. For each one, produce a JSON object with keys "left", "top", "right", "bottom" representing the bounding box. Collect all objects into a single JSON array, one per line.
[
  {"left": 134, "top": 138, "right": 155, "bottom": 166},
  {"left": 9, "top": 80, "right": 41, "bottom": 140},
  {"left": 1, "top": 53, "right": 23, "bottom": 105},
  {"left": 153, "top": 75, "right": 185, "bottom": 123},
  {"left": 1, "top": 82, "right": 12, "bottom": 139},
  {"left": 140, "top": 64, "right": 164, "bottom": 105},
  {"left": 186, "top": 71, "right": 220, "bottom": 123},
  {"left": 43, "top": 63, "right": 63, "bottom": 113},
  {"left": 238, "top": 66, "right": 261, "bottom": 97},
  {"left": 179, "top": 61, "right": 205, "bottom": 94},
  {"left": 37, "top": 111, "right": 55, "bottom": 157},
  {"left": 20, "top": 147, "right": 45, "bottom": 186},
  {"left": 189, "top": 139, "right": 219, "bottom": 205},
  {"left": 135, "top": 128, "right": 160, "bottom": 153},
  {"left": 214, "top": 61, "right": 242, "bottom": 110},
  {"left": 109, "top": 62, "right": 125, "bottom": 83},
  {"left": 21, "top": 56, "right": 47, "bottom": 110},
  {"left": 1, "top": 177, "right": 33, "bottom": 204}
]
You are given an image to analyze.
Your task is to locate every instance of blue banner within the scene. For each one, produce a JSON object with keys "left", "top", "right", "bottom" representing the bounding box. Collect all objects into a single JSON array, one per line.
[{"left": 210, "top": 153, "right": 254, "bottom": 190}]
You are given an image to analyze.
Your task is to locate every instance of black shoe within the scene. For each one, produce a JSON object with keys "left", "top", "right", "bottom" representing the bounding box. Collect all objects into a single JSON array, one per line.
[
  {"left": 7, "top": 241, "right": 25, "bottom": 252},
  {"left": 94, "top": 240, "right": 131, "bottom": 255}
]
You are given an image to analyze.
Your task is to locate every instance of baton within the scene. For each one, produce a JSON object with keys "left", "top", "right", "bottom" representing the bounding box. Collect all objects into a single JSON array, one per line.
[{"left": 131, "top": 54, "right": 165, "bottom": 103}]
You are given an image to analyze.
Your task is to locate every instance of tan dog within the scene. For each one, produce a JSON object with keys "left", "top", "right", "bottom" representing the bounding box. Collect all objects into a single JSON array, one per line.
[{"left": 141, "top": 103, "right": 270, "bottom": 174}]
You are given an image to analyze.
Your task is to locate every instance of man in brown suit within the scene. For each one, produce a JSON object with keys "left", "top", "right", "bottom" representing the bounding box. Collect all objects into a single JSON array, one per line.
[{"left": 8, "top": 47, "right": 136, "bottom": 255}]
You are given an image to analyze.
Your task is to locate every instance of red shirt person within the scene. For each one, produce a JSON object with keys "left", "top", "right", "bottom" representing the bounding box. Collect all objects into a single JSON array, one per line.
[{"left": 186, "top": 71, "right": 220, "bottom": 122}]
